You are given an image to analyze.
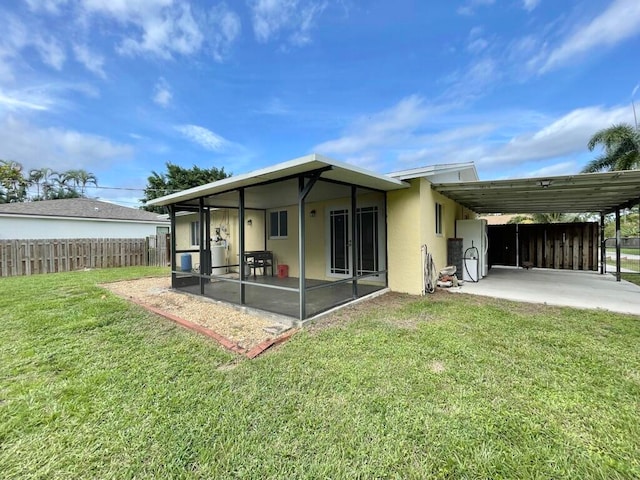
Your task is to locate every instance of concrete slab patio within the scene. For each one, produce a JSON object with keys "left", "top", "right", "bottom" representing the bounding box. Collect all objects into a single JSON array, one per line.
[{"left": 458, "top": 266, "right": 640, "bottom": 316}]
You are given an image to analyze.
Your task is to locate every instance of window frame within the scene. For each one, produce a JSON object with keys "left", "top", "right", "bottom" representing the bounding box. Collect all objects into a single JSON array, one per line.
[
  {"left": 435, "top": 202, "right": 443, "bottom": 236},
  {"left": 190, "top": 220, "right": 200, "bottom": 246},
  {"left": 269, "top": 210, "right": 288, "bottom": 239}
]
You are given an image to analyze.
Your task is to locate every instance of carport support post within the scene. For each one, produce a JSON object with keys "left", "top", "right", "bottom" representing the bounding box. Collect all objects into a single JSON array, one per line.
[
  {"left": 239, "top": 188, "right": 246, "bottom": 303},
  {"left": 615, "top": 208, "right": 621, "bottom": 282},
  {"left": 600, "top": 213, "right": 605, "bottom": 275}
]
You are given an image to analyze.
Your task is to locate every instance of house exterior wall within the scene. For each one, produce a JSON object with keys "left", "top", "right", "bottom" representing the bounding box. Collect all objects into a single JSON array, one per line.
[
  {"left": 386, "top": 178, "right": 474, "bottom": 295},
  {"left": 386, "top": 180, "right": 423, "bottom": 295},
  {"left": 0, "top": 215, "right": 167, "bottom": 240},
  {"left": 174, "top": 192, "right": 386, "bottom": 284},
  {"left": 175, "top": 210, "right": 264, "bottom": 271}
]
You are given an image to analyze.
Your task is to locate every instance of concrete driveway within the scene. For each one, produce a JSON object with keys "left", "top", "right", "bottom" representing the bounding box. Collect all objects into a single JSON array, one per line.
[{"left": 458, "top": 266, "right": 640, "bottom": 316}]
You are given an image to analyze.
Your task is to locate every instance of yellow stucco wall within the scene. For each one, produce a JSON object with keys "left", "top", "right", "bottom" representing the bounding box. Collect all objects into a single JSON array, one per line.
[
  {"left": 386, "top": 178, "right": 474, "bottom": 295},
  {"left": 386, "top": 180, "right": 423, "bottom": 295},
  {"left": 175, "top": 209, "right": 264, "bottom": 271}
]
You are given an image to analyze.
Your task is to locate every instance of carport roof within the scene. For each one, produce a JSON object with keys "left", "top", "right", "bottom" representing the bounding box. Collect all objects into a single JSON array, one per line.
[{"left": 432, "top": 170, "right": 640, "bottom": 214}]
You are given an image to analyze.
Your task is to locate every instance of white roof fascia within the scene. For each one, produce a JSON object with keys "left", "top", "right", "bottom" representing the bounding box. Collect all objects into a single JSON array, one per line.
[{"left": 388, "top": 162, "right": 479, "bottom": 181}]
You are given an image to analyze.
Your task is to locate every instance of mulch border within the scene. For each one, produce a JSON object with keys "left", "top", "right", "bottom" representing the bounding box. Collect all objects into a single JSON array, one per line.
[{"left": 127, "top": 297, "right": 297, "bottom": 358}]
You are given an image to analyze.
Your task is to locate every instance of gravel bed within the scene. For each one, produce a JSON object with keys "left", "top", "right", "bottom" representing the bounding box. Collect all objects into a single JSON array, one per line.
[{"left": 103, "top": 277, "right": 290, "bottom": 350}]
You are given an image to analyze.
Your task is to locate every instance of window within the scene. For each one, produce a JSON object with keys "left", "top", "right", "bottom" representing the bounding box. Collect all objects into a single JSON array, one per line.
[
  {"left": 190, "top": 221, "right": 200, "bottom": 246},
  {"left": 269, "top": 210, "right": 288, "bottom": 238},
  {"left": 435, "top": 203, "right": 443, "bottom": 236}
]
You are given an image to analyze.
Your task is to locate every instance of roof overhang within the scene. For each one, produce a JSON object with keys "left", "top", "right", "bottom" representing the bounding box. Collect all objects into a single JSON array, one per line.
[
  {"left": 147, "top": 154, "right": 409, "bottom": 209},
  {"left": 388, "top": 162, "right": 479, "bottom": 182},
  {"left": 432, "top": 170, "right": 640, "bottom": 214}
]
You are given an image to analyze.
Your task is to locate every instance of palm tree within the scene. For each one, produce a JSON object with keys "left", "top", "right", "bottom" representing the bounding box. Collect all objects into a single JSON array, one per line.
[
  {"left": 581, "top": 123, "right": 640, "bottom": 173},
  {"left": 58, "top": 169, "right": 97, "bottom": 196},
  {"left": 75, "top": 169, "right": 97, "bottom": 195}
]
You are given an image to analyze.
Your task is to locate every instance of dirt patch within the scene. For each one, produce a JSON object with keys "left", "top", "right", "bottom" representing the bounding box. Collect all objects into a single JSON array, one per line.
[
  {"left": 103, "top": 277, "right": 290, "bottom": 352},
  {"left": 430, "top": 360, "right": 446, "bottom": 373},
  {"left": 307, "top": 291, "right": 421, "bottom": 332}
]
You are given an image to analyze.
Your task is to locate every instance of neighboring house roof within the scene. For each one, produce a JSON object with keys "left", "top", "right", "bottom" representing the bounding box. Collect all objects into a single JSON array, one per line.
[
  {"left": 0, "top": 198, "right": 169, "bottom": 223},
  {"left": 387, "top": 162, "right": 479, "bottom": 182},
  {"left": 147, "top": 153, "right": 409, "bottom": 208}
]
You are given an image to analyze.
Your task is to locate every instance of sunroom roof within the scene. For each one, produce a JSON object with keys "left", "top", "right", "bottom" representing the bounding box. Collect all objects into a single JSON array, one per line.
[{"left": 147, "top": 154, "right": 408, "bottom": 208}]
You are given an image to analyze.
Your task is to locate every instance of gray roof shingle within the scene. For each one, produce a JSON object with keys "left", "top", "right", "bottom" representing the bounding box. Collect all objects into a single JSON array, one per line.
[{"left": 0, "top": 198, "right": 168, "bottom": 223}]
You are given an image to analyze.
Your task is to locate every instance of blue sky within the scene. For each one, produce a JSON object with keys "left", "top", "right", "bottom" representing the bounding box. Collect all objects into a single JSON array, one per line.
[{"left": 1, "top": 0, "right": 639, "bottom": 206}]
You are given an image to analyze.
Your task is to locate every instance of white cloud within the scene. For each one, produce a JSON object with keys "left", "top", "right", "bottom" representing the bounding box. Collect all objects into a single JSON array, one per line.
[
  {"left": 540, "top": 0, "right": 640, "bottom": 73},
  {"left": 457, "top": 0, "right": 495, "bottom": 16},
  {"left": 0, "top": 90, "right": 50, "bottom": 112},
  {"left": 73, "top": 43, "right": 106, "bottom": 78},
  {"left": 0, "top": 116, "right": 134, "bottom": 171},
  {"left": 525, "top": 161, "right": 577, "bottom": 178},
  {"left": 25, "top": 0, "right": 69, "bottom": 14},
  {"left": 175, "top": 124, "right": 233, "bottom": 151},
  {"left": 314, "top": 95, "right": 431, "bottom": 158},
  {"left": 522, "top": 0, "right": 540, "bottom": 12},
  {"left": 0, "top": 14, "right": 67, "bottom": 78},
  {"left": 206, "top": 3, "right": 241, "bottom": 61},
  {"left": 80, "top": 0, "right": 202, "bottom": 59},
  {"left": 118, "top": 3, "right": 203, "bottom": 58},
  {"left": 467, "top": 27, "right": 489, "bottom": 54},
  {"left": 153, "top": 77, "right": 172, "bottom": 107},
  {"left": 250, "top": 0, "right": 328, "bottom": 46},
  {"left": 474, "top": 106, "right": 632, "bottom": 170},
  {"left": 313, "top": 97, "right": 634, "bottom": 176},
  {"left": 255, "top": 97, "right": 291, "bottom": 115}
]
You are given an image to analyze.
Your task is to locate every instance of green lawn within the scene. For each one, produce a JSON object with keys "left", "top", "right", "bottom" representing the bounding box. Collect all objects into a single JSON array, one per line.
[
  {"left": 606, "top": 248, "right": 639, "bottom": 256},
  {"left": 1, "top": 268, "right": 639, "bottom": 479},
  {"left": 621, "top": 273, "right": 640, "bottom": 286}
]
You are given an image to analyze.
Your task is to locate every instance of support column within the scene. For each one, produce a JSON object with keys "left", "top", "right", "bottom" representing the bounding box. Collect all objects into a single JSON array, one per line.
[
  {"left": 600, "top": 213, "right": 605, "bottom": 275},
  {"left": 351, "top": 185, "right": 358, "bottom": 299},
  {"left": 239, "top": 188, "right": 246, "bottom": 303},
  {"left": 298, "top": 176, "right": 306, "bottom": 320},
  {"left": 199, "top": 198, "right": 206, "bottom": 294},
  {"left": 615, "top": 208, "right": 621, "bottom": 282},
  {"left": 169, "top": 205, "right": 177, "bottom": 288},
  {"left": 383, "top": 193, "right": 389, "bottom": 288},
  {"left": 297, "top": 172, "right": 321, "bottom": 320}
]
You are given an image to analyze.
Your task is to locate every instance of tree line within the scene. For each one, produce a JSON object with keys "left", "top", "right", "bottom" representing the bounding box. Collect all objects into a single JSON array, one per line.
[{"left": 0, "top": 160, "right": 97, "bottom": 203}]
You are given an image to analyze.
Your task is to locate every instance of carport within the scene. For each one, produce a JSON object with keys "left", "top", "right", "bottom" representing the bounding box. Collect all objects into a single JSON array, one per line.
[{"left": 432, "top": 170, "right": 640, "bottom": 282}]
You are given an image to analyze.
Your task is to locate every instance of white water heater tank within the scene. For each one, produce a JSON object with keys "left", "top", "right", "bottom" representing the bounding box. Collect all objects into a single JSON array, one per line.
[{"left": 211, "top": 245, "right": 226, "bottom": 275}]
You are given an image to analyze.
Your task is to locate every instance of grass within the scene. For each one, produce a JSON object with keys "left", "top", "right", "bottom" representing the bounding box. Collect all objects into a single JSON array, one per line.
[
  {"left": 621, "top": 273, "right": 640, "bottom": 286},
  {"left": 1, "top": 268, "right": 639, "bottom": 479},
  {"left": 606, "top": 248, "right": 639, "bottom": 256}
]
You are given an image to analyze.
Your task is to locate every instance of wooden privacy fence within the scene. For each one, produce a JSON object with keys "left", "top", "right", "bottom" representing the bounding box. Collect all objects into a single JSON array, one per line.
[
  {"left": 0, "top": 234, "right": 170, "bottom": 277},
  {"left": 488, "top": 223, "right": 599, "bottom": 271}
]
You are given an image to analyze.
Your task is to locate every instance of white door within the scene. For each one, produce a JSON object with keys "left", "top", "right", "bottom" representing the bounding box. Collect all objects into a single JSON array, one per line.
[
  {"left": 328, "top": 208, "right": 351, "bottom": 277},
  {"left": 327, "top": 205, "right": 382, "bottom": 278}
]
